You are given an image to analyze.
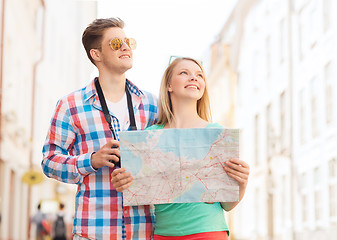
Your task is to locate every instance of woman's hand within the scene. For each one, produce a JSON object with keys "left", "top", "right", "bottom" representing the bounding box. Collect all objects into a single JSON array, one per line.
[
  {"left": 111, "top": 168, "right": 133, "bottom": 192},
  {"left": 224, "top": 158, "right": 249, "bottom": 188},
  {"left": 221, "top": 158, "right": 250, "bottom": 211}
]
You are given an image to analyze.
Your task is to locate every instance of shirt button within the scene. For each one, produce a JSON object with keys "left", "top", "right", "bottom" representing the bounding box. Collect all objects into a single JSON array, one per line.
[{"left": 124, "top": 209, "right": 128, "bottom": 214}]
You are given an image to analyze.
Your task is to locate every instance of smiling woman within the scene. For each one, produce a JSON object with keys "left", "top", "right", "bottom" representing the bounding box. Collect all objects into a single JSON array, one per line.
[
  {"left": 111, "top": 56, "right": 250, "bottom": 239},
  {"left": 158, "top": 57, "right": 209, "bottom": 127}
]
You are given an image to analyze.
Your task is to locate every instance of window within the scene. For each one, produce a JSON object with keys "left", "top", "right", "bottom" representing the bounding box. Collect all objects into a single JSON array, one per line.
[
  {"left": 298, "top": 11, "right": 303, "bottom": 60},
  {"left": 266, "top": 104, "right": 273, "bottom": 158},
  {"left": 281, "top": 175, "right": 287, "bottom": 224},
  {"left": 266, "top": 36, "right": 271, "bottom": 81},
  {"left": 300, "top": 172, "right": 308, "bottom": 223},
  {"left": 302, "top": 194, "right": 308, "bottom": 223},
  {"left": 255, "top": 188, "right": 260, "bottom": 230},
  {"left": 279, "top": 18, "right": 285, "bottom": 63},
  {"left": 298, "top": 4, "right": 318, "bottom": 58},
  {"left": 280, "top": 92, "right": 286, "bottom": 151},
  {"left": 325, "top": 62, "right": 334, "bottom": 124},
  {"left": 300, "top": 172, "right": 307, "bottom": 189},
  {"left": 253, "top": 51, "right": 263, "bottom": 91},
  {"left": 323, "top": 0, "right": 332, "bottom": 32},
  {"left": 329, "top": 158, "right": 337, "bottom": 219},
  {"left": 299, "top": 89, "right": 306, "bottom": 144},
  {"left": 314, "top": 167, "right": 322, "bottom": 222},
  {"left": 255, "top": 114, "right": 260, "bottom": 166},
  {"left": 329, "top": 158, "right": 337, "bottom": 178},
  {"left": 298, "top": 7, "right": 308, "bottom": 60},
  {"left": 329, "top": 184, "right": 337, "bottom": 218},
  {"left": 308, "top": 3, "right": 319, "bottom": 49},
  {"left": 310, "top": 77, "right": 319, "bottom": 138}
]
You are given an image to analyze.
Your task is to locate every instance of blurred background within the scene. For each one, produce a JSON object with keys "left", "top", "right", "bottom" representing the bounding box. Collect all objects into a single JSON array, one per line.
[{"left": 0, "top": 0, "right": 337, "bottom": 239}]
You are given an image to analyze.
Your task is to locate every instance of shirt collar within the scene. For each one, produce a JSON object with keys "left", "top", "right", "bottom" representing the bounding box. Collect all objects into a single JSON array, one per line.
[{"left": 83, "top": 78, "right": 144, "bottom": 102}]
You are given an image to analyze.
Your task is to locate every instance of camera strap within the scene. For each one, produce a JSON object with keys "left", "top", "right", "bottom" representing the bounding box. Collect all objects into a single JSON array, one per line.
[{"left": 94, "top": 78, "right": 137, "bottom": 167}]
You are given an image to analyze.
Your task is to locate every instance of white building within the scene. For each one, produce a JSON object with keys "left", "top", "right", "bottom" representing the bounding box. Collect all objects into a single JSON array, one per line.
[
  {"left": 0, "top": 1, "right": 46, "bottom": 239},
  {"left": 0, "top": 0, "right": 96, "bottom": 239},
  {"left": 208, "top": 0, "right": 337, "bottom": 239}
]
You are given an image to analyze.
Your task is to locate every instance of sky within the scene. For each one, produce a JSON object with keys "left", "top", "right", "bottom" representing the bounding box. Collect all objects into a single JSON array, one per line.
[{"left": 97, "top": 0, "right": 237, "bottom": 95}]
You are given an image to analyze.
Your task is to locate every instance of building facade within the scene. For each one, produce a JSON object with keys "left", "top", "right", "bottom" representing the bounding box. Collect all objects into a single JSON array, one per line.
[
  {"left": 0, "top": 0, "right": 96, "bottom": 239},
  {"left": 0, "top": 1, "right": 45, "bottom": 239},
  {"left": 207, "top": 0, "right": 337, "bottom": 239}
]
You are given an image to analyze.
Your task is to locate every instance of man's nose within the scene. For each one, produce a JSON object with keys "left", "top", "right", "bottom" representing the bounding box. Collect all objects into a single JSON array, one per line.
[{"left": 120, "top": 41, "right": 130, "bottom": 50}]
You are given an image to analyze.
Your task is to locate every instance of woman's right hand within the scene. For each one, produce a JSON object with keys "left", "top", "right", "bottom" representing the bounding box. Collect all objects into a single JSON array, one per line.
[{"left": 111, "top": 168, "right": 133, "bottom": 192}]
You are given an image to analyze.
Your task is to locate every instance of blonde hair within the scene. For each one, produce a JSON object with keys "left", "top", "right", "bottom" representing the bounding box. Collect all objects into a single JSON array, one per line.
[{"left": 157, "top": 57, "right": 212, "bottom": 125}]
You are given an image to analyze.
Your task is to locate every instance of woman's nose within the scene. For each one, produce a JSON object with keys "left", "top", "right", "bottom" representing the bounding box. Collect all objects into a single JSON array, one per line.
[{"left": 189, "top": 75, "right": 197, "bottom": 81}]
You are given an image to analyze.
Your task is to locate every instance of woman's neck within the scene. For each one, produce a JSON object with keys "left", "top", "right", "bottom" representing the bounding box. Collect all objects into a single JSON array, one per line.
[{"left": 166, "top": 100, "right": 208, "bottom": 128}]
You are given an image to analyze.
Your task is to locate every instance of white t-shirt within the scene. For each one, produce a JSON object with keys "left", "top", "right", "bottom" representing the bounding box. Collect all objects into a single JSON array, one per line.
[{"left": 106, "top": 93, "right": 127, "bottom": 130}]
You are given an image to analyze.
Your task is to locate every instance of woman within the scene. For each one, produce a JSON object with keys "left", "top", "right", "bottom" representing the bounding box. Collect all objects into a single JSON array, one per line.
[{"left": 112, "top": 57, "right": 250, "bottom": 239}]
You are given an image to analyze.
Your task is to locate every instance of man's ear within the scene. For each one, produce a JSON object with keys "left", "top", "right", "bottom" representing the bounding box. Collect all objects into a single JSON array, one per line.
[{"left": 90, "top": 49, "right": 101, "bottom": 62}]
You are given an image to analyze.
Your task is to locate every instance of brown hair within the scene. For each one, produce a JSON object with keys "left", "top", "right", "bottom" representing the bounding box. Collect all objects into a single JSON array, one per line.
[
  {"left": 157, "top": 57, "right": 212, "bottom": 125},
  {"left": 82, "top": 18, "right": 124, "bottom": 65}
]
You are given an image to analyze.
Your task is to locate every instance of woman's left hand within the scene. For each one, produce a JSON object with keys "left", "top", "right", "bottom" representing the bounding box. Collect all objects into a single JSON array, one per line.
[
  {"left": 224, "top": 158, "right": 250, "bottom": 188},
  {"left": 111, "top": 168, "right": 133, "bottom": 192},
  {"left": 221, "top": 158, "right": 250, "bottom": 211}
]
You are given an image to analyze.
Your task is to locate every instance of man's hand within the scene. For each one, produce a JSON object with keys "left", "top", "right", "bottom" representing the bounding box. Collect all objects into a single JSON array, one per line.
[
  {"left": 111, "top": 168, "right": 133, "bottom": 192},
  {"left": 90, "top": 140, "right": 120, "bottom": 169}
]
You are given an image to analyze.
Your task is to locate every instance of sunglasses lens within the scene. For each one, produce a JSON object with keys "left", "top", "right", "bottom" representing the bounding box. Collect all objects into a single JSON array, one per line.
[
  {"left": 110, "top": 38, "right": 137, "bottom": 50},
  {"left": 126, "top": 38, "right": 137, "bottom": 50},
  {"left": 110, "top": 38, "right": 123, "bottom": 50}
]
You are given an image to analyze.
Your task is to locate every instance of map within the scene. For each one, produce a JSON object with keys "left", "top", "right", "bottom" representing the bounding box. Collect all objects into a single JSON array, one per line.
[{"left": 119, "top": 128, "right": 240, "bottom": 206}]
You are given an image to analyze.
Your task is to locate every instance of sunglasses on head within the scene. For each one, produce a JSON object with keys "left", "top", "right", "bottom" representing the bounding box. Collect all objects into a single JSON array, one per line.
[
  {"left": 168, "top": 55, "right": 203, "bottom": 66},
  {"left": 109, "top": 38, "right": 137, "bottom": 51}
]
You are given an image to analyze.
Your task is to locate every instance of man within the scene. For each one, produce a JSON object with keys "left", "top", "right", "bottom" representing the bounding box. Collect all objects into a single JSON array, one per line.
[
  {"left": 42, "top": 18, "right": 157, "bottom": 239},
  {"left": 31, "top": 203, "right": 50, "bottom": 240},
  {"left": 53, "top": 203, "right": 66, "bottom": 240}
]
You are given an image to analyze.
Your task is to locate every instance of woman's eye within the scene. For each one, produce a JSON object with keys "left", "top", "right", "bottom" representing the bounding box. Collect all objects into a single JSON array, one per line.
[
  {"left": 198, "top": 74, "right": 204, "bottom": 78},
  {"left": 180, "top": 71, "right": 187, "bottom": 75}
]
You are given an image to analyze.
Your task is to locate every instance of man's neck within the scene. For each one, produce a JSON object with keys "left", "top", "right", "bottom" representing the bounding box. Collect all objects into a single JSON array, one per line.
[{"left": 98, "top": 73, "right": 126, "bottom": 103}]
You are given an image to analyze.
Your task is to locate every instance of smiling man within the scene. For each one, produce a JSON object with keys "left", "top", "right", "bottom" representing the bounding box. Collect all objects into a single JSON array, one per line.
[{"left": 41, "top": 18, "right": 157, "bottom": 240}]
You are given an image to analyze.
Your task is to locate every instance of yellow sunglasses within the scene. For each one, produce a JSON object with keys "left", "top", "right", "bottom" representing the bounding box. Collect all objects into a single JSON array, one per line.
[{"left": 110, "top": 38, "right": 137, "bottom": 51}]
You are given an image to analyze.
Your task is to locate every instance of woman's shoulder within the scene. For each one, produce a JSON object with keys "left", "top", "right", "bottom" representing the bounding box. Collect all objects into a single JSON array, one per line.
[
  {"left": 145, "top": 124, "right": 164, "bottom": 130},
  {"left": 206, "top": 122, "right": 224, "bottom": 128}
]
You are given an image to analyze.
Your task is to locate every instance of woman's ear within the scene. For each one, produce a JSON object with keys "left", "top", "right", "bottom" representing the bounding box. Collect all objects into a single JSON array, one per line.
[
  {"left": 90, "top": 49, "right": 101, "bottom": 62},
  {"left": 167, "top": 84, "right": 173, "bottom": 92}
]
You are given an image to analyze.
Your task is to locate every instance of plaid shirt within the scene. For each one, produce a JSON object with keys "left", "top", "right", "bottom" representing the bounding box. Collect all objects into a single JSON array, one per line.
[{"left": 42, "top": 79, "right": 158, "bottom": 240}]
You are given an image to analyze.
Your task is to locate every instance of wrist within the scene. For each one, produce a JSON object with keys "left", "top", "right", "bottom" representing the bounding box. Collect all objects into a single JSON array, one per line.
[{"left": 90, "top": 152, "right": 98, "bottom": 170}]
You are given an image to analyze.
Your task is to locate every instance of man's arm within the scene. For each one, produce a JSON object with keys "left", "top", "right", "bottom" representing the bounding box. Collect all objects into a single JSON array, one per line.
[
  {"left": 41, "top": 100, "right": 96, "bottom": 184},
  {"left": 42, "top": 99, "right": 121, "bottom": 183}
]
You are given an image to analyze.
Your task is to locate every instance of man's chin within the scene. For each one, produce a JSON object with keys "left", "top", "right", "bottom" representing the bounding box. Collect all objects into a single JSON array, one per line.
[
  {"left": 125, "top": 63, "right": 133, "bottom": 71},
  {"left": 119, "top": 64, "right": 133, "bottom": 74}
]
